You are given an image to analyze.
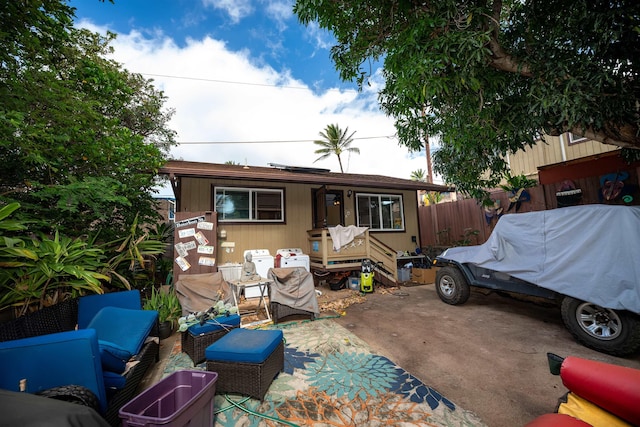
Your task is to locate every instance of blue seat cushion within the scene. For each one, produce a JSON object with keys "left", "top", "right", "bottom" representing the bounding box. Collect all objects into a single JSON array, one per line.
[
  {"left": 205, "top": 328, "right": 283, "bottom": 364},
  {"left": 86, "top": 306, "right": 157, "bottom": 356},
  {"left": 78, "top": 290, "right": 143, "bottom": 329},
  {"left": 187, "top": 314, "right": 241, "bottom": 336},
  {"left": 103, "top": 371, "right": 126, "bottom": 390},
  {"left": 98, "top": 340, "right": 131, "bottom": 374}
]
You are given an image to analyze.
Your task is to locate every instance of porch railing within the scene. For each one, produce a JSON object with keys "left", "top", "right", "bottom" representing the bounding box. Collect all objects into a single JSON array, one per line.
[{"left": 306, "top": 228, "right": 398, "bottom": 284}]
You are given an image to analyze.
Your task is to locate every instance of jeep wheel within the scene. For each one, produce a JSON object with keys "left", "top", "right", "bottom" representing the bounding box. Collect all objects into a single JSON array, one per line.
[
  {"left": 435, "top": 266, "right": 470, "bottom": 305},
  {"left": 561, "top": 296, "right": 640, "bottom": 357}
]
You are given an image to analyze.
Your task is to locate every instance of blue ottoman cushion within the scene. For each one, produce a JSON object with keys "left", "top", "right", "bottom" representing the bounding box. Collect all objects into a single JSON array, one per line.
[
  {"left": 187, "top": 314, "right": 241, "bottom": 336},
  {"left": 205, "top": 328, "right": 283, "bottom": 364}
]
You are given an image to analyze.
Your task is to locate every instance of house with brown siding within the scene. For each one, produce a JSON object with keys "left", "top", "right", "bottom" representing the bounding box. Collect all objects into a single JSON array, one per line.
[{"left": 159, "top": 160, "right": 449, "bottom": 284}]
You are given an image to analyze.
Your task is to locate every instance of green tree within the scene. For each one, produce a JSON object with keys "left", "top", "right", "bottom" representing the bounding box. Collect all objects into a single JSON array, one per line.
[
  {"left": 313, "top": 124, "right": 360, "bottom": 172},
  {"left": 294, "top": 0, "right": 640, "bottom": 200},
  {"left": 0, "top": 2, "right": 176, "bottom": 239},
  {"left": 411, "top": 169, "right": 426, "bottom": 182}
]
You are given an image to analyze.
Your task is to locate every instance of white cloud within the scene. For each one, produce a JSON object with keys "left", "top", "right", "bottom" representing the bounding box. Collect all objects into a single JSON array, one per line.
[
  {"left": 202, "top": 0, "right": 253, "bottom": 24},
  {"left": 263, "top": 0, "right": 293, "bottom": 31},
  {"left": 78, "top": 21, "right": 432, "bottom": 184},
  {"left": 303, "top": 21, "right": 334, "bottom": 51}
]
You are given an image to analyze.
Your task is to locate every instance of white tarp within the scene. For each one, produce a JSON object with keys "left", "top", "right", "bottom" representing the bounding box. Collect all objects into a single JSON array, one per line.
[{"left": 442, "top": 205, "right": 640, "bottom": 314}]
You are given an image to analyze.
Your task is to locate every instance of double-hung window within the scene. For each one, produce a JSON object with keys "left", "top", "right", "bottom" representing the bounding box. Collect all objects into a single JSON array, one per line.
[
  {"left": 214, "top": 187, "right": 284, "bottom": 222},
  {"left": 356, "top": 193, "right": 404, "bottom": 231}
]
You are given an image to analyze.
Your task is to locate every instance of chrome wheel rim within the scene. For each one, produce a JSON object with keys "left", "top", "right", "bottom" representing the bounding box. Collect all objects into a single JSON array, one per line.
[
  {"left": 439, "top": 275, "right": 456, "bottom": 297},
  {"left": 575, "top": 302, "right": 622, "bottom": 341}
]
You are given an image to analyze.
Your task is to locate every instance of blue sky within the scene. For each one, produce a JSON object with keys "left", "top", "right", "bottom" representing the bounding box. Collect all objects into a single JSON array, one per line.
[{"left": 70, "top": 0, "right": 431, "bottom": 195}]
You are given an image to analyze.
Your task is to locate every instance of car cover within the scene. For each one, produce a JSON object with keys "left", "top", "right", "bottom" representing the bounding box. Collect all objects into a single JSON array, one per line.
[{"left": 441, "top": 205, "right": 640, "bottom": 314}]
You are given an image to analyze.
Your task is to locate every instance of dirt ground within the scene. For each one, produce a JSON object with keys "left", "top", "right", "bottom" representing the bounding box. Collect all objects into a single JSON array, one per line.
[
  {"left": 324, "top": 282, "right": 640, "bottom": 427},
  {"left": 148, "top": 281, "right": 640, "bottom": 427}
]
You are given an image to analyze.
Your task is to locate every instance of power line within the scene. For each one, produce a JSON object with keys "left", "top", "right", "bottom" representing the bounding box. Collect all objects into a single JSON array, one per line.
[
  {"left": 176, "top": 135, "right": 396, "bottom": 145},
  {"left": 141, "top": 72, "right": 352, "bottom": 91}
]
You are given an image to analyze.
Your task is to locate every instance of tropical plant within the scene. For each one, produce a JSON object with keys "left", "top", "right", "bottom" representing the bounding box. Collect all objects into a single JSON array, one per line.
[
  {"left": 0, "top": 230, "right": 109, "bottom": 316},
  {"left": 294, "top": 0, "right": 640, "bottom": 200},
  {"left": 97, "top": 215, "right": 169, "bottom": 291},
  {"left": 313, "top": 124, "right": 360, "bottom": 173},
  {"left": 0, "top": 203, "right": 167, "bottom": 315},
  {"left": 143, "top": 286, "right": 182, "bottom": 327},
  {"left": 411, "top": 169, "right": 426, "bottom": 182},
  {"left": 425, "top": 192, "right": 443, "bottom": 205},
  {"left": 499, "top": 172, "right": 538, "bottom": 193}
]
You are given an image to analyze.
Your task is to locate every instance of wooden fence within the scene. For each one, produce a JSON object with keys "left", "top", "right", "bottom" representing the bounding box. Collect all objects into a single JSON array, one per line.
[{"left": 418, "top": 186, "right": 547, "bottom": 256}]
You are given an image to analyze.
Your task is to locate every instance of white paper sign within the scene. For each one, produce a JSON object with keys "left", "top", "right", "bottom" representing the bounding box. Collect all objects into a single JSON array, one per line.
[
  {"left": 174, "top": 242, "right": 188, "bottom": 257},
  {"left": 182, "top": 241, "right": 197, "bottom": 251},
  {"left": 175, "top": 256, "right": 191, "bottom": 271},
  {"left": 194, "top": 231, "right": 209, "bottom": 246},
  {"left": 198, "top": 257, "right": 216, "bottom": 266},
  {"left": 178, "top": 228, "right": 196, "bottom": 239},
  {"left": 197, "top": 245, "right": 214, "bottom": 254},
  {"left": 197, "top": 221, "right": 214, "bottom": 230}
]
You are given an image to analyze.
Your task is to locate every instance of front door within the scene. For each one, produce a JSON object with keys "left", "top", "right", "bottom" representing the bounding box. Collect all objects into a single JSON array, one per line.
[{"left": 312, "top": 187, "right": 344, "bottom": 228}]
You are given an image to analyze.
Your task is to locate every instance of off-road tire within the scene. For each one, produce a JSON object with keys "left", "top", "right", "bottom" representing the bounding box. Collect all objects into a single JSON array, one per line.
[
  {"left": 561, "top": 296, "right": 640, "bottom": 357},
  {"left": 435, "top": 266, "right": 471, "bottom": 305}
]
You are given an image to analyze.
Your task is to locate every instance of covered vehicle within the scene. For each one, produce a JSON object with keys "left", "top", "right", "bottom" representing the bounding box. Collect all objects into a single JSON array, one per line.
[{"left": 433, "top": 204, "right": 640, "bottom": 356}]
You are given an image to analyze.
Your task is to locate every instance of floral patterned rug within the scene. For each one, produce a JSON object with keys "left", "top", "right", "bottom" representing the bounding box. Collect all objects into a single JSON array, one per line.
[{"left": 164, "top": 319, "right": 486, "bottom": 427}]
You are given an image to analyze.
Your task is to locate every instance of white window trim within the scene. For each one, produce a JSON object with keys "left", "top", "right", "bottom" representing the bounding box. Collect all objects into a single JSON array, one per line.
[
  {"left": 568, "top": 132, "right": 587, "bottom": 145},
  {"left": 214, "top": 186, "right": 284, "bottom": 223},
  {"left": 355, "top": 193, "right": 405, "bottom": 231}
]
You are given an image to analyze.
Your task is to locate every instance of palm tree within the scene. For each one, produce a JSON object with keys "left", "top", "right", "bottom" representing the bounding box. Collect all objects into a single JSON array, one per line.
[
  {"left": 411, "top": 169, "right": 426, "bottom": 181},
  {"left": 313, "top": 124, "right": 359, "bottom": 173}
]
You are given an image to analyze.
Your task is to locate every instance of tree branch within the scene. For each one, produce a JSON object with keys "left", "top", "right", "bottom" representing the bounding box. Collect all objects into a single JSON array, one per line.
[{"left": 486, "top": 0, "right": 532, "bottom": 77}]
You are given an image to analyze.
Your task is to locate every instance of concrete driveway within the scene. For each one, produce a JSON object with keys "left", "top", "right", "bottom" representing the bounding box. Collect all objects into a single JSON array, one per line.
[{"left": 332, "top": 284, "right": 640, "bottom": 427}]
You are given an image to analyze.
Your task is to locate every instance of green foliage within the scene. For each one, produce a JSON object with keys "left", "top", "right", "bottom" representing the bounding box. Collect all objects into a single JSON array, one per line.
[
  {"left": 0, "top": 229, "right": 109, "bottom": 315},
  {"left": 499, "top": 172, "right": 538, "bottom": 193},
  {"left": 313, "top": 124, "right": 360, "bottom": 172},
  {"left": 0, "top": 4, "right": 176, "bottom": 240},
  {"left": 425, "top": 192, "right": 443, "bottom": 205},
  {"left": 0, "top": 204, "right": 168, "bottom": 315},
  {"left": 411, "top": 169, "right": 426, "bottom": 182},
  {"left": 294, "top": 0, "right": 640, "bottom": 199},
  {"left": 94, "top": 214, "right": 169, "bottom": 290},
  {"left": 437, "top": 227, "right": 479, "bottom": 247},
  {"left": 143, "top": 286, "right": 182, "bottom": 326}
]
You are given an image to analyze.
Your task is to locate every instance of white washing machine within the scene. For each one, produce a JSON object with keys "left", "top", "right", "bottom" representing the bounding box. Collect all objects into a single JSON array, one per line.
[
  {"left": 276, "top": 248, "right": 310, "bottom": 272},
  {"left": 243, "top": 249, "right": 274, "bottom": 279}
]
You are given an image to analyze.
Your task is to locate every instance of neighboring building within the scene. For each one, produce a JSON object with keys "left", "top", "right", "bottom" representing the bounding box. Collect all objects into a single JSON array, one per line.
[
  {"left": 159, "top": 160, "right": 449, "bottom": 284},
  {"left": 153, "top": 197, "right": 175, "bottom": 223},
  {"left": 506, "top": 133, "right": 618, "bottom": 180}
]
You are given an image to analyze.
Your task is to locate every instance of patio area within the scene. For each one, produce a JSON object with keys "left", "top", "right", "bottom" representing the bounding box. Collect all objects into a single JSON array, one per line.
[{"left": 136, "top": 281, "right": 640, "bottom": 427}]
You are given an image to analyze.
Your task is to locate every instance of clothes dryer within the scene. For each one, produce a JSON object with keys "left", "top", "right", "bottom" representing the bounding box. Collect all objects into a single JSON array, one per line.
[{"left": 276, "top": 248, "right": 310, "bottom": 272}]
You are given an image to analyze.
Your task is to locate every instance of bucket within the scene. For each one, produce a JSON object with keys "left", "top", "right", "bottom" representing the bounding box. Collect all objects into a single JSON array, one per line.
[{"left": 546, "top": 352, "right": 564, "bottom": 375}]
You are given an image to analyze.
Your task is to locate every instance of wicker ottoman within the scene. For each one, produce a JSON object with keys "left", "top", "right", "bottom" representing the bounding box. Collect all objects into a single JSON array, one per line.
[
  {"left": 270, "top": 302, "right": 314, "bottom": 324},
  {"left": 205, "top": 328, "right": 284, "bottom": 400},
  {"left": 181, "top": 314, "right": 241, "bottom": 365}
]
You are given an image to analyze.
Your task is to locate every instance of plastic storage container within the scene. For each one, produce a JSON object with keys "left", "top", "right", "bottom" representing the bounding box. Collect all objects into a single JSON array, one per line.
[
  {"left": 398, "top": 267, "right": 411, "bottom": 282},
  {"left": 119, "top": 370, "right": 218, "bottom": 427}
]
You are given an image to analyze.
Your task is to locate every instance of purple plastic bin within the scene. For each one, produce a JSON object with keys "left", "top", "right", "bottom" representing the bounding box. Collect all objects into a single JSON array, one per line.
[{"left": 119, "top": 370, "right": 218, "bottom": 427}]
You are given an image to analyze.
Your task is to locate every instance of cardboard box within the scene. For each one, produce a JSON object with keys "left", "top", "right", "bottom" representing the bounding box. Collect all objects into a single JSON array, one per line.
[{"left": 411, "top": 267, "right": 438, "bottom": 284}]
